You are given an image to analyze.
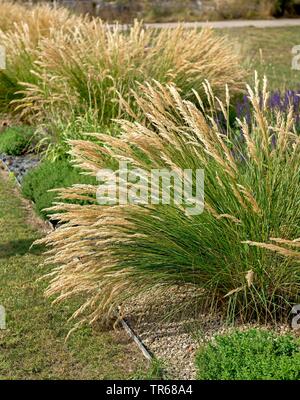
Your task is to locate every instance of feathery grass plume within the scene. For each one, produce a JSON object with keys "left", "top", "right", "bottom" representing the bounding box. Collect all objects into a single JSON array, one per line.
[
  {"left": 37, "top": 76, "right": 300, "bottom": 327},
  {"left": 0, "top": 0, "right": 24, "bottom": 32},
  {"left": 243, "top": 239, "right": 300, "bottom": 260},
  {"left": 0, "top": 23, "right": 39, "bottom": 112},
  {"left": 0, "top": 0, "right": 30, "bottom": 33},
  {"left": 0, "top": 1, "right": 79, "bottom": 34},
  {"left": 15, "top": 20, "right": 245, "bottom": 130}
]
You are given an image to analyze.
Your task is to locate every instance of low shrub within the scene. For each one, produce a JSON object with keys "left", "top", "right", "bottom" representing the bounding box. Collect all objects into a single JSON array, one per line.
[
  {"left": 0, "top": 125, "right": 34, "bottom": 155},
  {"left": 196, "top": 329, "right": 300, "bottom": 380},
  {"left": 22, "top": 159, "right": 95, "bottom": 219}
]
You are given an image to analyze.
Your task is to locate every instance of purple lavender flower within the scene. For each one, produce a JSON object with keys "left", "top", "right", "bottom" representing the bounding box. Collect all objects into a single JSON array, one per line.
[{"left": 235, "top": 88, "right": 300, "bottom": 129}]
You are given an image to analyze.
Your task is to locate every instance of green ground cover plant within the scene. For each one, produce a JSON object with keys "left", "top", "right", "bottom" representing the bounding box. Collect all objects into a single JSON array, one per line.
[
  {"left": 21, "top": 159, "right": 95, "bottom": 219},
  {"left": 0, "top": 125, "right": 34, "bottom": 155},
  {"left": 0, "top": 1, "right": 80, "bottom": 113},
  {"left": 0, "top": 1, "right": 246, "bottom": 161},
  {"left": 15, "top": 21, "right": 244, "bottom": 129},
  {"left": 196, "top": 328, "right": 300, "bottom": 380}
]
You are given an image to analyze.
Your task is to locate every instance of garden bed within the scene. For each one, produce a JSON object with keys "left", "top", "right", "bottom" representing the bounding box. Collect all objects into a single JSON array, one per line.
[
  {"left": 2, "top": 152, "right": 295, "bottom": 380},
  {"left": 0, "top": 1, "right": 300, "bottom": 381}
]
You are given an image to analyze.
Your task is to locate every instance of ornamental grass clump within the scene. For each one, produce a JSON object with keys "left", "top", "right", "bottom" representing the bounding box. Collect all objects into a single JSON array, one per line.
[
  {"left": 0, "top": 1, "right": 81, "bottom": 112},
  {"left": 236, "top": 88, "right": 300, "bottom": 127},
  {"left": 38, "top": 76, "right": 300, "bottom": 327}
]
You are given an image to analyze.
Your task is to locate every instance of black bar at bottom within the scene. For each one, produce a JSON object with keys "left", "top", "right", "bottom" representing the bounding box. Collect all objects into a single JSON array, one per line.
[{"left": 0, "top": 380, "right": 298, "bottom": 398}]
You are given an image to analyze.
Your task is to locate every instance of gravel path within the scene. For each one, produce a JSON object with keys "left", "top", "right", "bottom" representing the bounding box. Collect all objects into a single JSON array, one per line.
[{"left": 144, "top": 18, "right": 300, "bottom": 29}]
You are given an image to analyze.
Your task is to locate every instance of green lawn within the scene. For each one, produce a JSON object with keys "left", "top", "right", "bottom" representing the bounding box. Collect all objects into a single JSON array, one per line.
[
  {"left": 0, "top": 171, "right": 146, "bottom": 379},
  {"left": 220, "top": 26, "right": 300, "bottom": 91}
]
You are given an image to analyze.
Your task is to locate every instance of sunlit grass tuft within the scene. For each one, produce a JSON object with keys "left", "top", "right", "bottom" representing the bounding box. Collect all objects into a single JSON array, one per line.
[{"left": 14, "top": 21, "right": 245, "bottom": 126}]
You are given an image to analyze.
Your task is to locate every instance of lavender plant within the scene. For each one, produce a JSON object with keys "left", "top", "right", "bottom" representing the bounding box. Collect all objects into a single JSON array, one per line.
[{"left": 236, "top": 88, "right": 300, "bottom": 127}]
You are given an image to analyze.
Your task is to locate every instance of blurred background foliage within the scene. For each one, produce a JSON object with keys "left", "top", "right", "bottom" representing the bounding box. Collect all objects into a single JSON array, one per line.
[{"left": 21, "top": 1, "right": 300, "bottom": 23}]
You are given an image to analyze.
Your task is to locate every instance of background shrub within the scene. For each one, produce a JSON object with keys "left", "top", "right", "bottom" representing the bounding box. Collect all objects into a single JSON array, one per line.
[
  {"left": 0, "top": 125, "right": 34, "bottom": 155},
  {"left": 196, "top": 329, "right": 300, "bottom": 380},
  {"left": 213, "top": 0, "right": 275, "bottom": 19},
  {"left": 22, "top": 159, "right": 95, "bottom": 219},
  {"left": 33, "top": 109, "right": 119, "bottom": 162},
  {"left": 272, "top": 0, "right": 300, "bottom": 17}
]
